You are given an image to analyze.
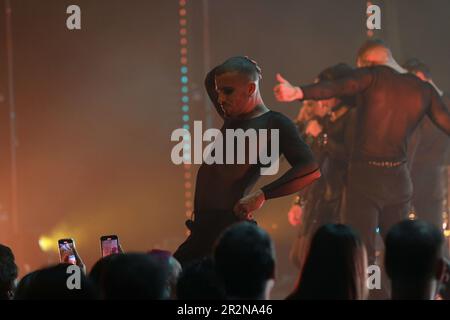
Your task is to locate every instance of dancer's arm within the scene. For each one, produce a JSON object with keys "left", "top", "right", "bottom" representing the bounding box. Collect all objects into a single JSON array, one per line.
[
  {"left": 261, "top": 113, "right": 321, "bottom": 199},
  {"left": 233, "top": 113, "right": 320, "bottom": 219},
  {"left": 204, "top": 67, "right": 226, "bottom": 119},
  {"left": 274, "top": 68, "right": 373, "bottom": 102}
]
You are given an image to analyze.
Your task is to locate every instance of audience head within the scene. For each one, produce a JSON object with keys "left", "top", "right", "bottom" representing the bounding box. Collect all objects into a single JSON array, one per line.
[
  {"left": 89, "top": 253, "right": 118, "bottom": 291},
  {"left": 14, "top": 263, "right": 98, "bottom": 300},
  {"left": 99, "top": 253, "right": 166, "bottom": 300},
  {"left": 213, "top": 222, "right": 276, "bottom": 300},
  {"left": 176, "top": 257, "right": 226, "bottom": 300},
  {"left": 289, "top": 224, "right": 368, "bottom": 300},
  {"left": 385, "top": 219, "right": 446, "bottom": 299},
  {"left": 0, "top": 244, "right": 18, "bottom": 300},
  {"left": 148, "top": 249, "right": 182, "bottom": 299}
]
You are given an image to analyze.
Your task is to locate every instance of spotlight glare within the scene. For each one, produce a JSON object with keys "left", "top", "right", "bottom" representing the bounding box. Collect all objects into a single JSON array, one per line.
[{"left": 38, "top": 236, "right": 54, "bottom": 253}]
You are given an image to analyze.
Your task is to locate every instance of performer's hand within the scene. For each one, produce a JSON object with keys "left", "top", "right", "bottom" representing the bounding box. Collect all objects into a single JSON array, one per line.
[
  {"left": 72, "top": 246, "right": 87, "bottom": 275},
  {"left": 233, "top": 189, "right": 266, "bottom": 220},
  {"left": 288, "top": 204, "right": 303, "bottom": 226},
  {"left": 305, "top": 119, "right": 323, "bottom": 137},
  {"left": 274, "top": 73, "right": 304, "bottom": 102},
  {"left": 61, "top": 245, "right": 86, "bottom": 275}
]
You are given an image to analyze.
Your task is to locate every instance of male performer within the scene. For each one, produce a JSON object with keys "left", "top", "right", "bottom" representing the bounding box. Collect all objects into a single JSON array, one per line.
[
  {"left": 174, "top": 56, "right": 320, "bottom": 266},
  {"left": 274, "top": 40, "right": 450, "bottom": 268}
]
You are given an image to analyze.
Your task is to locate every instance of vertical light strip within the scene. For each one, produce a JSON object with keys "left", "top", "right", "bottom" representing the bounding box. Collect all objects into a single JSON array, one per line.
[
  {"left": 5, "top": 0, "right": 19, "bottom": 234},
  {"left": 202, "top": 0, "right": 212, "bottom": 129},
  {"left": 179, "top": 0, "right": 192, "bottom": 228}
]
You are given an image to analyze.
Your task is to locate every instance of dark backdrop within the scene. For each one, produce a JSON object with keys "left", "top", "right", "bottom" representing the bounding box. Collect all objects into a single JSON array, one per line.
[{"left": 0, "top": 0, "right": 448, "bottom": 297}]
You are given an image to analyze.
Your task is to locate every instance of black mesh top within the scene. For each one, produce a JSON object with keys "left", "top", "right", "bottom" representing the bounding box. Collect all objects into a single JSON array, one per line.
[{"left": 301, "top": 65, "right": 450, "bottom": 162}]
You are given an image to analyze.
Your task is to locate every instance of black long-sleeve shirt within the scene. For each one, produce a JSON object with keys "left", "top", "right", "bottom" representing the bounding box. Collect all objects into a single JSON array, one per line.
[
  {"left": 301, "top": 65, "right": 450, "bottom": 162},
  {"left": 193, "top": 69, "right": 319, "bottom": 215}
]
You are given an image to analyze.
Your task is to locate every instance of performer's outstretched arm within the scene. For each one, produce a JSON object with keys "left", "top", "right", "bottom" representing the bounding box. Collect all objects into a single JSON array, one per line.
[{"left": 274, "top": 68, "right": 373, "bottom": 102}]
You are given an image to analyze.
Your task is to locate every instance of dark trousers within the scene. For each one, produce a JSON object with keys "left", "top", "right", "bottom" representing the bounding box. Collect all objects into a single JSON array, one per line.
[
  {"left": 173, "top": 211, "right": 253, "bottom": 267},
  {"left": 344, "top": 162, "right": 412, "bottom": 299},
  {"left": 344, "top": 162, "right": 412, "bottom": 264}
]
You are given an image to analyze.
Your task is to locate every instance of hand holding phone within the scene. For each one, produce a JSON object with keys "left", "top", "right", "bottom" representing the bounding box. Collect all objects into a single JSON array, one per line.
[{"left": 100, "top": 235, "right": 120, "bottom": 257}]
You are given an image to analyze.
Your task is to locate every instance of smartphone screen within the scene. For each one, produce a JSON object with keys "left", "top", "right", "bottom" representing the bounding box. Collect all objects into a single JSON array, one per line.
[
  {"left": 101, "top": 235, "right": 119, "bottom": 257},
  {"left": 58, "top": 239, "right": 77, "bottom": 265}
]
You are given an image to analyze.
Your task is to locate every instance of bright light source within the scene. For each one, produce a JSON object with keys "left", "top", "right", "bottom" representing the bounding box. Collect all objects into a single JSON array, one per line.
[{"left": 38, "top": 236, "right": 54, "bottom": 252}]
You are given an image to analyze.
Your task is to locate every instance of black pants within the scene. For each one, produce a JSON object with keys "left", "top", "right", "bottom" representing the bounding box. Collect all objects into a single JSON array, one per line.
[
  {"left": 173, "top": 211, "right": 255, "bottom": 267},
  {"left": 344, "top": 162, "right": 412, "bottom": 299},
  {"left": 344, "top": 162, "right": 412, "bottom": 264}
]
